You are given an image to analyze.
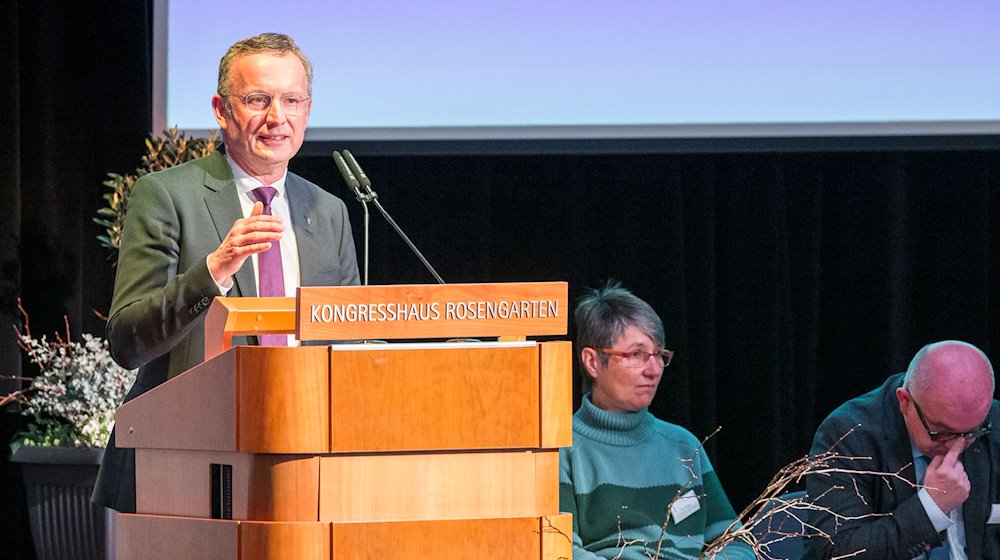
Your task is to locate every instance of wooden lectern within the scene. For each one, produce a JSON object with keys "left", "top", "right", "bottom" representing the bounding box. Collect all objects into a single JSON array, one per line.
[{"left": 114, "top": 282, "right": 574, "bottom": 559}]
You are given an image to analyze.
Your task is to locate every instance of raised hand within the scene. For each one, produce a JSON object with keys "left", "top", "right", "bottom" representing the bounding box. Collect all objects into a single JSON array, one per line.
[
  {"left": 207, "top": 201, "right": 284, "bottom": 284},
  {"left": 924, "top": 436, "right": 970, "bottom": 514}
]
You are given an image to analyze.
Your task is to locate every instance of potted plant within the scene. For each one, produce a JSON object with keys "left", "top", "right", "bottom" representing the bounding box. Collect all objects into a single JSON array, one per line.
[
  {"left": 95, "top": 127, "right": 218, "bottom": 256},
  {"left": 0, "top": 127, "right": 216, "bottom": 560},
  {"left": 4, "top": 302, "right": 136, "bottom": 560}
]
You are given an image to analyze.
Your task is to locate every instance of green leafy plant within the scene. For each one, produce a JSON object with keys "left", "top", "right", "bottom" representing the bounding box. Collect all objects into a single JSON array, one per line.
[
  {"left": 95, "top": 127, "right": 219, "bottom": 255},
  {"left": 3, "top": 303, "right": 137, "bottom": 452}
]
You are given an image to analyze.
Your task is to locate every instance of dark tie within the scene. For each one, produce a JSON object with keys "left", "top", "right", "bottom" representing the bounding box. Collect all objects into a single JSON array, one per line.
[
  {"left": 917, "top": 455, "right": 956, "bottom": 560},
  {"left": 248, "top": 186, "right": 286, "bottom": 347}
]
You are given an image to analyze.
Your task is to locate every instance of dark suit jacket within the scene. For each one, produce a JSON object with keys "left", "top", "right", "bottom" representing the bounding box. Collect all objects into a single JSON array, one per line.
[
  {"left": 804, "top": 372, "right": 1000, "bottom": 560},
  {"left": 92, "top": 151, "right": 359, "bottom": 512}
]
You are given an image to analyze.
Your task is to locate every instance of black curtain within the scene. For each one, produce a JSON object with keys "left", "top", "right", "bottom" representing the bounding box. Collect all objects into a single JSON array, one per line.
[
  {"left": 3, "top": 3, "right": 1000, "bottom": 558},
  {"left": 290, "top": 148, "right": 999, "bottom": 507},
  {"left": 1, "top": 3, "right": 153, "bottom": 558}
]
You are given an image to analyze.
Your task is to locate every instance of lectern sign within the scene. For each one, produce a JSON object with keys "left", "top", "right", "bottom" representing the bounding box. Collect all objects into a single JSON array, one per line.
[{"left": 297, "top": 282, "right": 568, "bottom": 340}]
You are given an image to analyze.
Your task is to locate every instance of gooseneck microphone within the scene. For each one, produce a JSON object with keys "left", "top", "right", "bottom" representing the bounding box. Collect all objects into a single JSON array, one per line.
[
  {"left": 332, "top": 151, "right": 361, "bottom": 194},
  {"left": 333, "top": 150, "right": 445, "bottom": 285},
  {"left": 341, "top": 150, "right": 372, "bottom": 192},
  {"left": 332, "top": 151, "right": 372, "bottom": 285}
]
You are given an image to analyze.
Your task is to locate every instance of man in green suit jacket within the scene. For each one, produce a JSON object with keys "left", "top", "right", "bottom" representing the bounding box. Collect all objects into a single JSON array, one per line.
[{"left": 93, "top": 33, "right": 359, "bottom": 513}]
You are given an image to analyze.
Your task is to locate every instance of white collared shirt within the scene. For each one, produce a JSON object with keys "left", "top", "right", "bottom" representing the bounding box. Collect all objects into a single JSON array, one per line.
[
  {"left": 225, "top": 154, "right": 302, "bottom": 345},
  {"left": 912, "top": 444, "right": 967, "bottom": 555}
]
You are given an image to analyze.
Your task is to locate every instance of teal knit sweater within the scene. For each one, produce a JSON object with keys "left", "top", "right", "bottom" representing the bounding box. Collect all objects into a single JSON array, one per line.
[{"left": 559, "top": 394, "right": 755, "bottom": 560}]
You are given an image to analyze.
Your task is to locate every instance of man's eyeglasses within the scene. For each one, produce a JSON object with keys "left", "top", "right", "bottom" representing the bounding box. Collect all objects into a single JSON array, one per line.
[
  {"left": 226, "top": 92, "right": 311, "bottom": 116},
  {"left": 910, "top": 395, "right": 992, "bottom": 442},
  {"left": 599, "top": 348, "right": 674, "bottom": 369}
]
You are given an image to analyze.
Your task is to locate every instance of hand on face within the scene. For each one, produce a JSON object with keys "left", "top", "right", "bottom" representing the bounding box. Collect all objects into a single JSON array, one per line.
[
  {"left": 923, "top": 436, "right": 970, "bottom": 514},
  {"left": 207, "top": 201, "right": 284, "bottom": 284}
]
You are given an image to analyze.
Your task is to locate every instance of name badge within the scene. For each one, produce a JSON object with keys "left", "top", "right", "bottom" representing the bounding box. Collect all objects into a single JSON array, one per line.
[
  {"left": 989, "top": 504, "right": 1000, "bottom": 525},
  {"left": 670, "top": 490, "right": 701, "bottom": 524}
]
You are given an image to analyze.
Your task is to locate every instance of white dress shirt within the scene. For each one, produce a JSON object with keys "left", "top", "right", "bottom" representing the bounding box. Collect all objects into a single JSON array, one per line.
[{"left": 222, "top": 154, "right": 301, "bottom": 345}]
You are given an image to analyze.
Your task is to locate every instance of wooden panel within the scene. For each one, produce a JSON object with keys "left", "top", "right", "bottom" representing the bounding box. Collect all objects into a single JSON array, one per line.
[
  {"left": 240, "top": 521, "right": 329, "bottom": 560},
  {"left": 534, "top": 450, "right": 561, "bottom": 513},
  {"left": 118, "top": 346, "right": 329, "bottom": 454},
  {"left": 299, "top": 282, "right": 568, "bottom": 340},
  {"left": 136, "top": 451, "right": 320, "bottom": 521},
  {"left": 330, "top": 517, "right": 540, "bottom": 560},
  {"left": 205, "top": 297, "right": 296, "bottom": 360},
  {"left": 541, "top": 514, "right": 574, "bottom": 560},
  {"left": 318, "top": 450, "right": 559, "bottom": 522},
  {"left": 116, "top": 513, "right": 238, "bottom": 560},
  {"left": 539, "top": 341, "right": 573, "bottom": 448},
  {"left": 247, "top": 456, "right": 321, "bottom": 521},
  {"left": 135, "top": 450, "right": 253, "bottom": 519},
  {"left": 329, "top": 345, "right": 539, "bottom": 452},
  {"left": 116, "top": 351, "right": 237, "bottom": 452},
  {"left": 237, "top": 346, "right": 329, "bottom": 453}
]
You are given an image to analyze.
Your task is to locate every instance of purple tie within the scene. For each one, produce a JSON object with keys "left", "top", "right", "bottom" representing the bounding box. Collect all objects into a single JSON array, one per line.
[{"left": 249, "top": 186, "right": 286, "bottom": 346}]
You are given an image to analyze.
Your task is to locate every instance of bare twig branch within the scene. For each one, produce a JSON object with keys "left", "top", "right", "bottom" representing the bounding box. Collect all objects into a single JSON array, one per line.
[
  {"left": 701, "top": 427, "right": 921, "bottom": 560},
  {"left": 593, "top": 423, "right": 918, "bottom": 559}
]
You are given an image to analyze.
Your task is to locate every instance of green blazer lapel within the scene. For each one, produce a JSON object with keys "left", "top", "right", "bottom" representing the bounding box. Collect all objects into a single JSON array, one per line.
[
  {"left": 201, "top": 153, "right": 257, "bottom": 297},
  {"left": 286, "top": 175, "right": 321, "bottom": 285}
]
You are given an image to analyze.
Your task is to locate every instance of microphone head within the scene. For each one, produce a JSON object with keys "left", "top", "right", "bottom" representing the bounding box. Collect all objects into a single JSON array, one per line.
[
  {"left": 332, "top": 150, "right": 361, "bottom": 190},
  {"left": 342, "top": 149, "right": 373, "bottom": 190}
]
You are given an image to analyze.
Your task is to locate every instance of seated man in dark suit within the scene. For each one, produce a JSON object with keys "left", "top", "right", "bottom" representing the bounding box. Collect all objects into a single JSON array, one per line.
[
  {"left": 805, "top": 340, "right": 1000, "bottom": 559},
  {"left": 92, "top": 32, "right": 359, "bottom": 513}
]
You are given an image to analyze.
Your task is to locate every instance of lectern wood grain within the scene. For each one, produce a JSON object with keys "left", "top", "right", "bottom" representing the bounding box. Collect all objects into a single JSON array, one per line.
[
  {"left": 330, "top": 517, "right": 542, "bottom": 560},
  {"left": 540, "top": 340, "right": 573, "bottom": 448},
  {"left": 116, "top": 514, "right": 238, "bottom": 559},
  {"left": 241, "top": 521, "right": 330, "bottom": 560},
  {"left": 318, "top": 450, "right": 560, "bottom": 522},
  {"left": 328, "top": 345, "right": 540, "bottom": 452},
  {"left": 236, "top": 346, "right": 329, "bottom": 453},
  {"left": 116, "top": 350, "right": 238, "bottom": 452}
]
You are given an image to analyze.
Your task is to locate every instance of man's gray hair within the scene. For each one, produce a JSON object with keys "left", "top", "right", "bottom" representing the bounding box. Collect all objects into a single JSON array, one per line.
[{"left": 217, "top": 32, "right": 313, "bottom": 97}]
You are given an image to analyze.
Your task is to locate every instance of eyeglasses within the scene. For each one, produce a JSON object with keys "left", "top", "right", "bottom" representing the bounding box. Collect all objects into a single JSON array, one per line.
[
  {"left": 599, "top": 348, "right": 674, "bottom": 369},
  {"left": 910, "top": 395, "right": 992, "bottom": 442},
  {"left": 226, "top": 92, "right": 311, "bottom": 116}
]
